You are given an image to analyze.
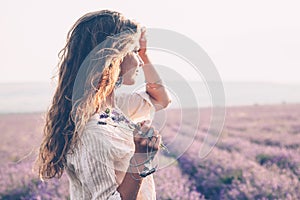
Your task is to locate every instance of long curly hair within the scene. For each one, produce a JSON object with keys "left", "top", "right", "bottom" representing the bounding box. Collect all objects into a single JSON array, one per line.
[{"left": 36, "top": 10, "right": 141, "bottom": 180}]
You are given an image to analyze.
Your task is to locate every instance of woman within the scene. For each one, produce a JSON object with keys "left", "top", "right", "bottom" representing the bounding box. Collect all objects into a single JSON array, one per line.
[{"left": 37, "top": 10, "right": 171, "bottom": 200}]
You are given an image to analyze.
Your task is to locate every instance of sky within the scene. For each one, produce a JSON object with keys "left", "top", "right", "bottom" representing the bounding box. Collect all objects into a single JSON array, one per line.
[{"left": 1, "top": 0, "right": 300, "bottom": 84}]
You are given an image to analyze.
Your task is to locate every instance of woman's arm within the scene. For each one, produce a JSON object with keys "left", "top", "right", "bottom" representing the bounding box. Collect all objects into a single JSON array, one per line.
[
  {"left": 117, "top": 125, "right": 161, "bottom": 200},
  {"left": 139, "top": 29, "right": 171, "bottom": 111},
  {"left": 116, "top": 155, "right": 145, "bottom": 200}
]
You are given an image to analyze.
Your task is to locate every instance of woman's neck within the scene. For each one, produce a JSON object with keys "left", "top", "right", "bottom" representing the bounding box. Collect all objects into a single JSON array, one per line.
[{"left": 105, "top": 89, "right": 116, "bottom": 109}]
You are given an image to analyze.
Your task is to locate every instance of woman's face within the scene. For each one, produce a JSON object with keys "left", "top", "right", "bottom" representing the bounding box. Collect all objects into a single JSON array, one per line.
[{"left": 120, "top": 51, "right": 144, "bottom": 85}]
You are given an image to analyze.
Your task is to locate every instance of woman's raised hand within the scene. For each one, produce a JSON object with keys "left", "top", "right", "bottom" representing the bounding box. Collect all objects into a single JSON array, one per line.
[{"left": 138, "top": 27, "right": 148, "bottom": 61}]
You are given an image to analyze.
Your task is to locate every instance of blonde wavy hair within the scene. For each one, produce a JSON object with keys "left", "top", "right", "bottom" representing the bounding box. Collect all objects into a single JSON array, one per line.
[{"left": 36, "top": 10, "right": 141, "bottom": 179}]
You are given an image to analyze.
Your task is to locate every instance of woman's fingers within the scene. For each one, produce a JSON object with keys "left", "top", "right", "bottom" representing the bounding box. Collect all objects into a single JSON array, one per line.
[
  {"left": 139, "top": 27, "right": 147, "bottom": 55},
  {"left": 147, "top": 133, "right": 160, "bottom": 150},
  {"left": 133, "top": 124, "right": 161, "bottom": 153},
  {"left": 140, "top": 27, "right": 147, "bottom": 42}
]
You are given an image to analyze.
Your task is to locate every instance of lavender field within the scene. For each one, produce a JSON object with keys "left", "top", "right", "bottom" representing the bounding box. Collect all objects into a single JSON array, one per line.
[{"left": 0, "top": 104, "right": 300, "bottom": 199}]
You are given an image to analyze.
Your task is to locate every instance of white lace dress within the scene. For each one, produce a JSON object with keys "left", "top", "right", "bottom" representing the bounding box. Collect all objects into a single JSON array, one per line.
[{"left": 66, "top": 92, "right": 156, "bottom": 200}]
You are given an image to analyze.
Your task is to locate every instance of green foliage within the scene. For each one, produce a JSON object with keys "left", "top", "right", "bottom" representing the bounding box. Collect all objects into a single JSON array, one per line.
[{"left": 219, "top": 169, "right": 243, "bottom": 185}]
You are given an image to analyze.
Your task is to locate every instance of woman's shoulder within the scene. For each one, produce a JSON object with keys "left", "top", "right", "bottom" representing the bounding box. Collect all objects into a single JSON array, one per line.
[
  {"left": 68, "top": 111, "right": 134, "bottom": 162},
  {"left": 84, "top": 113, "right": 102, "bottom": 130},
  {"left": 80, "top": 111, "right": 133, "bottom": 145},
  {"left": 69, "top": 114, "right": 113, "bottom": 158},
  {"left": 81, "top": 113, "right": 112, "bottom": 140}
]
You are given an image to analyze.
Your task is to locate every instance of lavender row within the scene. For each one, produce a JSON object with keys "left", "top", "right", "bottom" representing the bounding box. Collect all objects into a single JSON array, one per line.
[
  {"left": 0, "top": 160, "right": 69, "bottom": 200},
  {"left": 159, "top": 105, "right": 300, "bottom": 199}
]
